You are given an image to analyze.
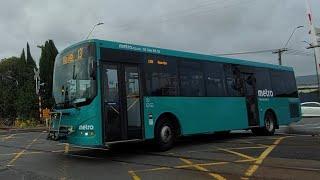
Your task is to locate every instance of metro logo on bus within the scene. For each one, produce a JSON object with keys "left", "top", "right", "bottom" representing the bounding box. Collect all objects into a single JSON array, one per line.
[
  {"left": 258, "top": 89, "right": 274, "bottom": 98},
  {"left": 79, "top": 124, "right": 94, "bottom": 131}
]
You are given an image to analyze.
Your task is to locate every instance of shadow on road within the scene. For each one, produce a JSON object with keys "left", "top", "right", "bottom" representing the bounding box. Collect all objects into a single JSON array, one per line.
[{"left": 63, "top": 132, "right": 260, "bottom": 161}]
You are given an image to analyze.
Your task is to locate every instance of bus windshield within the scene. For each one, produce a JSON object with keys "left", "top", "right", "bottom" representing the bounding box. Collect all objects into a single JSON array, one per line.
[{"left": 53, "top": 42, "right": 96, "bottom": 108}]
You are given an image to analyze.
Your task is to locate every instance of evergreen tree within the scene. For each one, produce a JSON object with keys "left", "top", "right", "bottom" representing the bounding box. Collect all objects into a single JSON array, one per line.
[
  {"left": 39, "top": 40, "right": 58, "bottom": 108},
  {"left": 0, "top": 57, "right": 19, "bottom": 122},
  {"left": 0, "top": 42, "right": 53, "bottom": 123},
  {"left": 15, "top": 44, "right": 38, "bottom": 120},
  {"left": 20, "top": 49, "right": 26, "bottom": 62},
  {"left": 26, "top": 42, "right": 36, "bottom": 68}
]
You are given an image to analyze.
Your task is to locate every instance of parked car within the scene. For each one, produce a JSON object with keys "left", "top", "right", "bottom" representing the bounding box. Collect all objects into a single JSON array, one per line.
[{"left": 301, "top": 102, "right": 320, "bottom": 117}]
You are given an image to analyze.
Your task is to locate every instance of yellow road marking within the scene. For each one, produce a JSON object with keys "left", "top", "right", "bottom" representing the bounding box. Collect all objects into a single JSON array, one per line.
[
  {"left": 64, "top": 143, "right": 70, "bottom": 153},
  {"left": 52, "top": 150, "right": 66, "bottom": 153},
  {"left": 243, "top": 136, "right": 287, "bottom": 178},
  {"left": 179, "top": 158, "right": 226, "bottom": 180},
  {"left": 127, "top": 137, "right": 288, "bottom": 179},
  {"left": 1, "top": 134, "right": 15, "bottom": 141},
  {"left": 6, "top": 133, "right": 43, "bottom": 166},
  {"left": 128, "top": 170, "right": 141, "bottom": 180},
  {"left": 219, "top": 148, "right": 255, "bottom": 160},
  {"left": 0, "top": 151, "right": 44, "bottom": 156},
  {"left": 0, "top": 132, "right": 37, "bottom": 137},
  {"left": 134, "top": 167, "right": 171, "bottom": 173},
  {"left": 256, "top": 144, "right": 269, "bottom": 148},
  {"left": 226, "top": 146, "right": 267, "bottom": 150},
  {"left": 209, "top": 173, "right": 227, "bottom": 180},
  {"left": 176, "top": 161, "right": 229, "bottom": 169},
  {"left": 195, "top": 159, "right": 256, "bottom": 168},
  {"left": 133, "top": 158, "right": 257, "bottom": 174},
  {"left": 180, "top": 158, "right": 209, "bottom": 172}
]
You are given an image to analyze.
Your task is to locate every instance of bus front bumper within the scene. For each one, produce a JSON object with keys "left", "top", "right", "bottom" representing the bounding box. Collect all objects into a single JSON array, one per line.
[{"left": 47, "top": 126, "right": 74, "bottom": 141}]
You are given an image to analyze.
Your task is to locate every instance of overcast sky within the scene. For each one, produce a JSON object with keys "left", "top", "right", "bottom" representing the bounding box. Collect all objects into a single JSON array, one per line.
[{"left": 0, "top": 0, "right": 319, "bottom": 76}]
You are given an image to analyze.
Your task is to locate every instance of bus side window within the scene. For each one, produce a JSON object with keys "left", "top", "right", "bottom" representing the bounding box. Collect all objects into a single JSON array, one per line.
[
  {"left": 224, "top": 64, "right": 242, "bottom": 97},
  {"left": 145, "top": 55, "right": 178, "bottom": 96},
  {"left": 204, "top": 62, "right": 226, "bottom": 97},
  {"left": 270, "top": 70, "right": 298, "bottom": 98},
  {"left": 179, "top": 61, "right": 205, "bottom": 97}
]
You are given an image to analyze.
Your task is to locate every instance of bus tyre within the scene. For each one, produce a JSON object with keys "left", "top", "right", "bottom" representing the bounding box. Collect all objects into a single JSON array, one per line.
[
  {"left": 251, "top": 111, "right": 276, "bottom": 136},
  {"left": 155, "top": 119, "right": 175, "bottom": 151},
  {"left": 262, "top": 111, "right": 276, "bottom": 136}
]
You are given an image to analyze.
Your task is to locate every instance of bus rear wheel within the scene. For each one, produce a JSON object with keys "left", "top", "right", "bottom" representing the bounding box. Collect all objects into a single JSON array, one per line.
[
  {"left": 251, "top": 111, "right": 276, "bottom": 136},
  {"left": 155, "top": 119, "right": 175, "bottom": 151}
]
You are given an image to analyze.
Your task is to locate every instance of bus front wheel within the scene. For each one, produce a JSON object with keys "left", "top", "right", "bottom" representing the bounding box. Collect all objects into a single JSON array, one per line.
[
  {"left": 155, "top": 119, "right": 175, "bottom": 151},
  {"left": 251, "top": 111, "right": 276, "bottom": 136}
]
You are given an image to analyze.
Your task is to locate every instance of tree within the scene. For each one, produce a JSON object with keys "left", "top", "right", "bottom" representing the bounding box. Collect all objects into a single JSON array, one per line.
[
  {"left": 15, "top": 43, "right": 38, "bottom": 119},
  {"left": 0, "top": 43, "right": 40, "bottom": 123},
  {"left": 26, "top": 42, "right": 36, "bottom": 68},
  {"left": 39, "top": 40, "right": 58, "bottom": 108},
  {"left": 20, "top": 49, "right": 26, "bottom": 62},
  {"left": 0, "top": 57, "right": 19, "bottom": 122}
]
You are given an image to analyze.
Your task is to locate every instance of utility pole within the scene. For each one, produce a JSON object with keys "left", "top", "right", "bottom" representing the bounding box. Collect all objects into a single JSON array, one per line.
[
  {"left": 272, "top": 48, "right": 288, "bottom": 65},
  {"left": 34, "top": 68, "right": 42, "bottom": 121},
  {"left": 306, "top": 0, "right": 320, "bottom": 101},
  {"left": 313, "top": 48, "right": 320, "bottom": 100},
  {"left": 307, "top": 44, "right": 320, "bottom": 100}
]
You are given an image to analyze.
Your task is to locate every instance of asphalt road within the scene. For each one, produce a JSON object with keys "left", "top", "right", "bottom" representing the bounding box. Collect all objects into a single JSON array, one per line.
[
  {"left": 279, "top": 117, "right": 320, "bottom": 135},
  {"left": 0, "top": 119, "right": 319, "bottom": 180}
]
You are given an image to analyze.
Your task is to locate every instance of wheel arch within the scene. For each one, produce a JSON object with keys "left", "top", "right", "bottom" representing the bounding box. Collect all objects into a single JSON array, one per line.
[{"left": 154, "top": 112, "right": 182, "bottom": 137}]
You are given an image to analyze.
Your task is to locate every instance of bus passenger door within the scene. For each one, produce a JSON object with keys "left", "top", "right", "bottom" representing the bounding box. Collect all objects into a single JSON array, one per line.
[
  {"left": 125, "top": 65, "right": 142, "bottom": 139},
  {"left": 103, "top": 64, "right": 123, "bottom": 141},
  {"left": 102, "top": 63, "right": 142, "bottom": 142},
  {"left": 242, "top": 73, "right": 260, "bottom": 127}
]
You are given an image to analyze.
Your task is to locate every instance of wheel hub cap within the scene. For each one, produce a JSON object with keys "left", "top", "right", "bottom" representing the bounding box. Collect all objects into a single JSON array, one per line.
[
  {"left": 266, "top": 118, "right": 274, "bottom": 132},
  {"left": 161, "top": 126, "right": 172, "bottom": 143}
]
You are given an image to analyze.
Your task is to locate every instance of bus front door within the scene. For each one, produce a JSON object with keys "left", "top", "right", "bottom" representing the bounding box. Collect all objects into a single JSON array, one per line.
[
  {"left": 242, "top": 73, "right": 260, "bottom": 127},
  {"left": 102, "top": 63, "right": 142, "bottom": 142}
]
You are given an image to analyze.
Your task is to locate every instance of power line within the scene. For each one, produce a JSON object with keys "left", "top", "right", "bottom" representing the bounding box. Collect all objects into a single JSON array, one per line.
[
  {"left": 286, "top": 49, "right": 313, "bottom": 57},
  {"left": 105, "top": 0, "right": 258, "bottom": 34},
  {"left": 215, "top": 49, "right": 277, "bottom": 56},
  {"left": 214, "top": 48, "right": 314, "bottom": 57}
]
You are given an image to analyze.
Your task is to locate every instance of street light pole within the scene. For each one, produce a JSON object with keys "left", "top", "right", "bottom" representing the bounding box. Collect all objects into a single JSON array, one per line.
[
  {"left": 273, "top": 26, "right": 304, "bottom": 65},
  {"left": 284, "top": 26, "right": 304, "bottom": 48},
  {"left": 85, "top": 22, "right": 104, "bottom": 40}
]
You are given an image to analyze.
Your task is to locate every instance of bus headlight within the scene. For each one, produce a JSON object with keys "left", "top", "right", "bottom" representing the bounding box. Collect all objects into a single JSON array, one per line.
[{"left": 79, "top": 130, "right": 95, "bottom": 136}]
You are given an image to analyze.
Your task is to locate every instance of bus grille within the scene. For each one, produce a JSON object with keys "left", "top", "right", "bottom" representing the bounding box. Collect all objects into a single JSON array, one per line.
[{"left": 289, "top": 103, "right": 300, "bottom": 118}]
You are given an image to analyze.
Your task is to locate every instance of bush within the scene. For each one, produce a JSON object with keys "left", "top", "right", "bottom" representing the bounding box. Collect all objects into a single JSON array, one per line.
[{"left": 15, "top": 118, "right": 38, "bottom": 128}]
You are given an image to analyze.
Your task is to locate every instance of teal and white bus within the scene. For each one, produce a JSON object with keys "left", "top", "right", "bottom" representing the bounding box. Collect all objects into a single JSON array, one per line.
[{"left": 49, "top": 39, "right": 301, "bottom": 151}]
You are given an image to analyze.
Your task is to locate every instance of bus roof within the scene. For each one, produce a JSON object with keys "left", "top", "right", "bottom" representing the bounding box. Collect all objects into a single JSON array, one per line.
[{"left": 63, "top": 39, "right": 293, "bottom": 71}]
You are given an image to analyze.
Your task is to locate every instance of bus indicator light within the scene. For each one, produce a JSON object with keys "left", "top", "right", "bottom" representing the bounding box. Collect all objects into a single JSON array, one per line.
[
  {"left": 148, "top": 113, "right": 153, "bottom": 126},
  {"left": 147, "top": 59, "right": 154, "bottom": 64}
]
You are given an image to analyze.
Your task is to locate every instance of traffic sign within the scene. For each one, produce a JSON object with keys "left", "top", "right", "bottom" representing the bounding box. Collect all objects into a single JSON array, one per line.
[{"left": 42, "top": 108, "right": 51, "bottom": 119}]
